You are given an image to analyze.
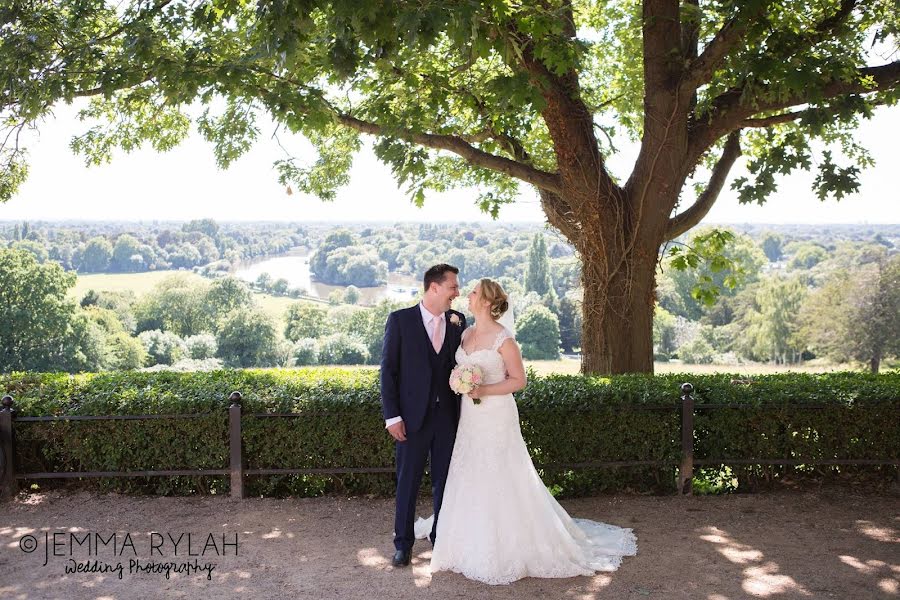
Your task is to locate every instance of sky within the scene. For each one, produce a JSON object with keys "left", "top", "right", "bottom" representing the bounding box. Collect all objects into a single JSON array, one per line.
[{"left": 1, "top": 98, "right": 898, "bottom": 224}]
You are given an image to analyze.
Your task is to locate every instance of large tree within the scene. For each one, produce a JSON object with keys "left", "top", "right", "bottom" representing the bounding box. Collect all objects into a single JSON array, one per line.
[
  {"left": 0, "top": 248, "right": 92, "bottom": 371},
  {"left": 2, "top": 1, "right": 898, "bottom": 373}
]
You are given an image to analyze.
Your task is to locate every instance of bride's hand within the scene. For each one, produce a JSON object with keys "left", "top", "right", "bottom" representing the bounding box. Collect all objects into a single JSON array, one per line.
[{"left": 468, "top": 386, "right": 482, "bottom": 399}]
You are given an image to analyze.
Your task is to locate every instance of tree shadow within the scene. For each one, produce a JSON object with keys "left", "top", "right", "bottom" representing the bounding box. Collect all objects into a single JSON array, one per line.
[{"left": 693, "top": 510, "right": 900, "bottom": 599}]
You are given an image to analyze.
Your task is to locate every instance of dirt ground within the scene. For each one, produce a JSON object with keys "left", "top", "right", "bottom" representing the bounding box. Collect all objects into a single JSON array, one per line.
[{"left": 0, "top": 488, "right": 897, "bottom": 600}]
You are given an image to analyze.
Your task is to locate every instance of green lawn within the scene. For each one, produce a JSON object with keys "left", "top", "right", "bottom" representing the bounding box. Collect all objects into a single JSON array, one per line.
[
  {"left": 524, "top": 359, "right": 866, "bottom": 376},
  {"left": 280, "top": 359, "right": 864, "bottom": 376},
  {"left": 71, "top": 270, "right": 206, "bottom": 297},
  {"left": 71, "top": 270, "right": 315, "bottom": 324}
]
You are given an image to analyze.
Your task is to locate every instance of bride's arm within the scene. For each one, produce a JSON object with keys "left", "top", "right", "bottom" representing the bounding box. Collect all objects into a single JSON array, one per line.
[{"left": 469, "top": 339, "right": 527, "bottom": 398}]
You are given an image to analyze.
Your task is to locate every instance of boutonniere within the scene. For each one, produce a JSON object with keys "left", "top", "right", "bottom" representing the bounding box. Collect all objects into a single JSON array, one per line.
[{"left": 449, "top": 314, "right": 461, "bottom": 327}]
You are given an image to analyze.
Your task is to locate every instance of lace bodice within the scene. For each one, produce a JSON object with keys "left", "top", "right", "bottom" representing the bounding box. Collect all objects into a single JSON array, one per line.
[{"left": 455, "top": 327, "right": 515, "bottom": 385}]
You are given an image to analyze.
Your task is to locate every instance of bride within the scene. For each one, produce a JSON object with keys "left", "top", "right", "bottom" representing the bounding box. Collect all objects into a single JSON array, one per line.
[{"left": 413, "top": 278, "right": 637, "bottom": 585}]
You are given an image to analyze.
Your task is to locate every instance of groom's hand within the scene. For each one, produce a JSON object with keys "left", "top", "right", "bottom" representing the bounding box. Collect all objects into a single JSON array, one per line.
[{"left": 387, "top": 420, "right": 407, "bottom": 442}]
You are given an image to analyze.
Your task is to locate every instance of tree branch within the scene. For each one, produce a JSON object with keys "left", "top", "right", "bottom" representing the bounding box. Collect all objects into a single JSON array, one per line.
[
  {"left": 720, "top": 60, "right": 900, "bottom": 133},
  {"left": 666, "top": 130, "right": 741, "bottom": 240},
  {"left": 682, "top": 0, "right": 855, "bottom": 97},
  {"left": 682, "top": 2, "right": 771, "bottom": 94},
  {"left": 687, "top": 59, "right": 900, "bottom": 166},
  {"left": 335, "top": 114, "right": 562, "bottom": 194},
  {"left": 741, "top": 109, "right": 809, "bottom": 128},
  {"left": 503, "top": 18, "right": 620, "bottom": 198}
]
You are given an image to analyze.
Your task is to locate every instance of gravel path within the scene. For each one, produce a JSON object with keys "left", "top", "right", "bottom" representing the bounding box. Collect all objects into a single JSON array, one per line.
[{"left": 1, "top": 489, "right": 897, "bottom": 599}]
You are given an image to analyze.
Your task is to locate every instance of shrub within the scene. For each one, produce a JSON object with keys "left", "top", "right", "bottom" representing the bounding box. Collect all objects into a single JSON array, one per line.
[
  {"left": 184, "top": 333, "right": 218, "bottom": 360},
  {"left": 1, "top": 370, "right": 896, "bottom": 497},
  {"left": 317, "top": 333, "right": 369, "bottom": 365},
  {"left": 516, "top": 305, "right": 561, "bottom": 360},
  {"left": 138, "top": 330, "right": 186, "bottom": 366},
  {"left": 292, "top": 339, "right": 319, "bottom": 366}
]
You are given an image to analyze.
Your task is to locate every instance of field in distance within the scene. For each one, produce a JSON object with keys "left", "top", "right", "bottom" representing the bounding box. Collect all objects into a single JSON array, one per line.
[{"left": 70, "top": 270, "right": 307, "bottom": 324}]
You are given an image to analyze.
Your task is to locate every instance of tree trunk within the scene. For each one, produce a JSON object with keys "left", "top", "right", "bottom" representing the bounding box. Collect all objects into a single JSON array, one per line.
[
  {"left": 869, "top": 352, "right": 881, "bottom": 374},
  {"left": 578, "top": 237, "right": 658, "bottom": 375}
]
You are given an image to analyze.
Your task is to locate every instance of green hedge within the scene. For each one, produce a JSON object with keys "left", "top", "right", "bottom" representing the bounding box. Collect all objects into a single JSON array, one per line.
[{"left": 2, "top": 369, "right": 898, "bottom": 497}]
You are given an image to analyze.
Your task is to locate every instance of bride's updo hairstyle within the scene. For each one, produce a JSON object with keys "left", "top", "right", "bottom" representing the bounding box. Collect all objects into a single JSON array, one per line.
[{"left": 479, "top": 278, "right": 509, "bottom": 320}]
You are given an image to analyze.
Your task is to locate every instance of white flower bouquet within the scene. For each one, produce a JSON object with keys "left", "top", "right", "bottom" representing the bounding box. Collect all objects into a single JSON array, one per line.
[{"left": 449, "top": 364, "right": 484, "bottom": 404}]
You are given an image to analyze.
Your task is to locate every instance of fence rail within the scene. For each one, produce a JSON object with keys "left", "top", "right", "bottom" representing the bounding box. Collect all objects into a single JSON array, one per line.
[{"left": 1, "top": 384, "right": 897, "bottom": 500}]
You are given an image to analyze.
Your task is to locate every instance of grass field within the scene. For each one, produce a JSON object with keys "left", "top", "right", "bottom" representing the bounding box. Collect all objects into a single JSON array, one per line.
[
  {"left": 71, "top": 270, "right": 206, "bottom": 297},
  {"left": 523, "top": 358, "right": 872, "bottom": 376},
  {"left": 260, "top": 359, "right": 873, "bottom": 376},
  {"left": 71, "top": 270, "right": 313, "bottom": 324}
]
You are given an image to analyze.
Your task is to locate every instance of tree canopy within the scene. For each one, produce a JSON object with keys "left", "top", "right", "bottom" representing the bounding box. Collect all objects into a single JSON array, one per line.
[{"left": 2, "top": 0, "right": 898, "bottom": 373}]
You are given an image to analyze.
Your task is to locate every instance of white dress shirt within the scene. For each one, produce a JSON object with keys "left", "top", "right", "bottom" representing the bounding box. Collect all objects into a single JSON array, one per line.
[{"left": 385, "top": 302, "right": 445, "bottom": 428}]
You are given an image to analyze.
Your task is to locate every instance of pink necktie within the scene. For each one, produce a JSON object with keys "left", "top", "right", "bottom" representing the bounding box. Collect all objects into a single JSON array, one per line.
[{"left": 432, "top": 316, "right": 443, "bottom": 352}]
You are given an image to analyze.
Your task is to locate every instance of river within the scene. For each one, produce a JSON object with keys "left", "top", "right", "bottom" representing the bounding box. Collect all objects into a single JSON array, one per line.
[{"left": 232, "top": 249, "right": 421, "bottom": 305}]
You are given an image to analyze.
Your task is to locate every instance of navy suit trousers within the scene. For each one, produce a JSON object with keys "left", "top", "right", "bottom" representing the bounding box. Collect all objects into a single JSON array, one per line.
[{"left": 393, "top": 395, "right": 457, "bottom": 552}]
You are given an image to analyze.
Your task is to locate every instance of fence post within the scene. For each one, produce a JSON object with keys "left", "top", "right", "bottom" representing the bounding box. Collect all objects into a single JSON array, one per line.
[
  {"left": 678, "top": 383, "right": 694, "bottom": 496},
  {"left": 228, "top": 391, "right": 245, "bottom": 499},
  {"left": 1, "top": 395, "right": 16, "bottom": 500}
]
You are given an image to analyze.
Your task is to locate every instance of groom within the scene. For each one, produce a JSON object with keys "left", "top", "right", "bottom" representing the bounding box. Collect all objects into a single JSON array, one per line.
[{"left": 380, "top": 263, "right": 467, "bottom": 568}]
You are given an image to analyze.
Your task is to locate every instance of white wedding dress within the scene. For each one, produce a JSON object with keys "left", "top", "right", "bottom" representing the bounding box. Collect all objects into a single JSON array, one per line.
[{"left": 413, "top": 326, "right": 637, "bottom": 585}]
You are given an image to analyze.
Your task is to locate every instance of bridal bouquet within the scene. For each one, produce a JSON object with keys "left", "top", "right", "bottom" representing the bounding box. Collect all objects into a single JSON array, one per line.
[{"left": 449, "top": 365, "right": 484, "bottom": 404}]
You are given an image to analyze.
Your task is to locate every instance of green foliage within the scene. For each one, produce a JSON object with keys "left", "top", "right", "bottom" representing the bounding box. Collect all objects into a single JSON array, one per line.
[
  {"left": 284, "top": 303, "right": 330, "bottom": 341},
  {"left": 2, "top": 370, "right": 895, "bottom": 497},
  {"left": 292, "top": 339, "right": 319, "bottom": 366},
  {"left": 138, "top": 330, "right": 186, "bottom": 366},
  {"left": 3, "top": 0, "right": 893, "bottom": 211},
  {"left": 557, "top": 292, "right": 582, "bottom": 353},
  {"left": 205, "top": 276, "right": 254, "bottom": 320},
  {"left": 0, "top": 248, "right": 86, "bottom": 372},
  {"left": 216, "top": 308, "right": 283, "bottom": 368},
  {"left": 107, "top": 332, "right": 147, "bottom": 370},
  {"left": 788, "top": 242, "right": 829, "bottom": 270},
  {"left": 525, "top": 233, "right": 553, "bottom": 297},
  {"left": 737, "top": 276, "right": 807, "bottom": 364},
  {"left": 801, "top": 256, "right": 900, "bottom": 372},
  {"left": 111, "top": 234, "right": 146, "bottom": 272},
  {"left": 344, "top": 285, "right": 361, "bottom": 305},
  {"left": 271, "top": 278, "right": 290, "bottom": 296},
  {"left": 2, "top": 0, "right": 898, "bottom": 374},
  {"left": 653, "top": 306, "right": 678, "bottom": 355},
  {"left": 664, "top": 228, "right": 767, "bottom": 319},
  {"left": 760, "top": 232, "right": 784, "bottom": 263},
  {"left": 516, "top": 304, "right": 561, "bottom": 360},
  {"left": 362, "top": 300, "right": 410, "bottom": 364},
  {"left": 310, "top": 230, "right": 353, "bottom": 278},
  {"left": 182, "top": 218, "right": 220, "bottom": 239},
  {"left": 255, "top": 272, "right": 273, "bottom": 291},
  {"left": 309, "top": 229, "right": 387, "bottom": 287},
  {"left": 79, "top": 236, "right": 113, "bottom": 272},
  {"left": 11, "top": 239, "right": 49, "bottom": 262},
  {"left": 677, "top": 337, "right": 716, "bottom": 365},
  {"left": 184, "top": 334, "right": 218, "bottom": 360},
  {"left": 317, "top": 333, "right": 369, "bottom": 365},
  {"left": 135, "top": 275, "right": 213, "bottom": 336}
]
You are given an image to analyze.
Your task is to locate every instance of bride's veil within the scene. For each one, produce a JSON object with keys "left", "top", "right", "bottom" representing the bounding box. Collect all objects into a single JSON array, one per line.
[{"left": 497, "top": 298, "right": 516, "bottom": 337}]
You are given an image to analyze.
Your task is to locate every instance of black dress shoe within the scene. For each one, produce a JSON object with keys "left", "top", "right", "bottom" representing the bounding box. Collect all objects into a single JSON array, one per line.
[{"left": 392, "top": 549, "right": 411, "bottom": 567}]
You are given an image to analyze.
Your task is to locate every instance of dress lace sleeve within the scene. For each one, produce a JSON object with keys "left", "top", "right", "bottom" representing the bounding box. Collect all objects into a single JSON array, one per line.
[{"left": 491, "top": 327, "right": 515, "bottom": 351}]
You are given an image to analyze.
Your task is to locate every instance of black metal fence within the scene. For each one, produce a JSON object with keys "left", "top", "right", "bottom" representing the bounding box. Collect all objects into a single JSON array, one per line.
[{"left": 1, "top": 383, "right": 897, "bottom": 500}]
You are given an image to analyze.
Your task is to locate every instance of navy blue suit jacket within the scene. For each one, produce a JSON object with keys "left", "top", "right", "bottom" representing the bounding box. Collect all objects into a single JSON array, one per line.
[{"left": 380, "top": 305, "right": 467, "bottom": 434}]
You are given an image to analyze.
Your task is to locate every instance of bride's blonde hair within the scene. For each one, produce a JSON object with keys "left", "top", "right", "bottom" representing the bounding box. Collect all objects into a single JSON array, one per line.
[{"left": 478, "top": 278, "right": 509, "bottom": 320}]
